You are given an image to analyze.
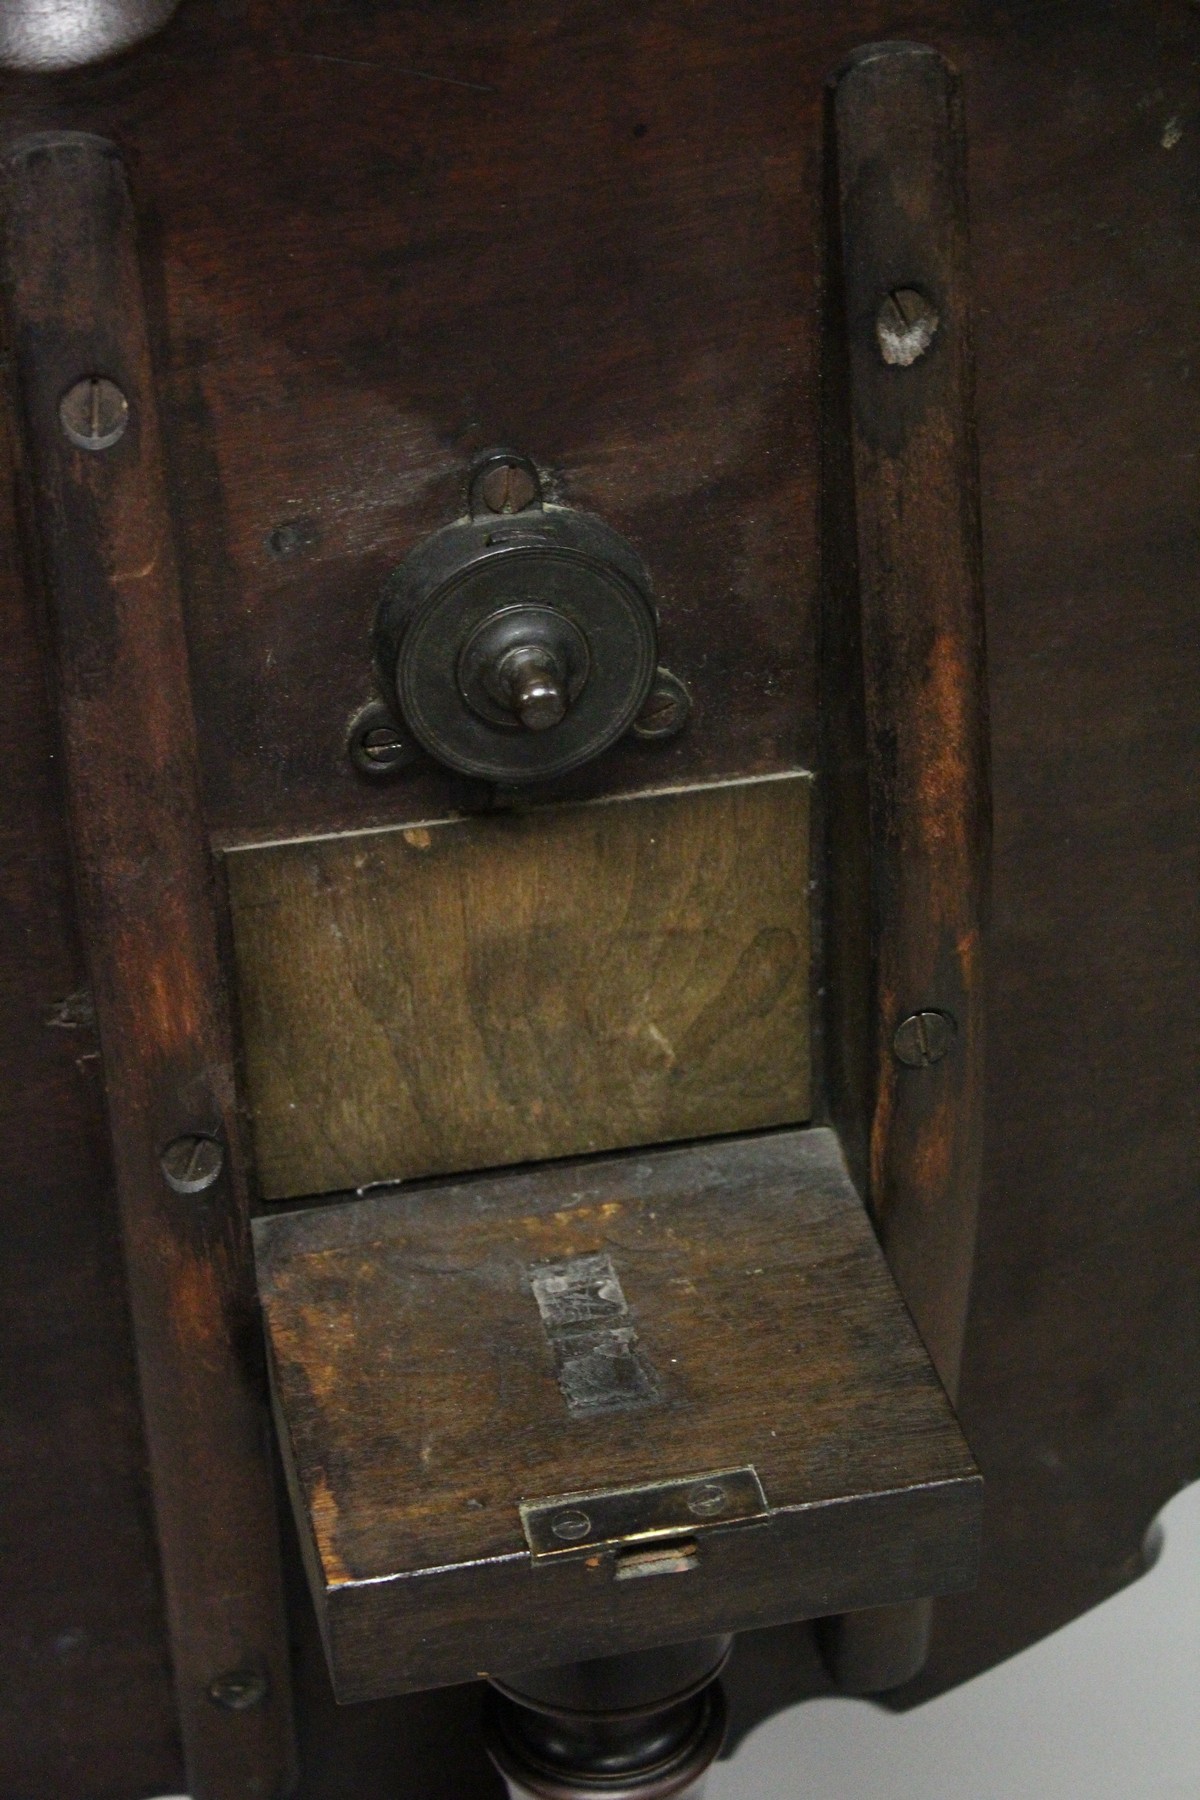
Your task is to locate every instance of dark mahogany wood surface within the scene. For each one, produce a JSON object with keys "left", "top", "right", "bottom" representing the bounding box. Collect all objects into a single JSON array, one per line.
[
  {"left": 2, "top": 134, "right": 294, "bottom": 1799},
  {"left": 829, "top": 39, "right": 989, "bottom": 1413},
  {"left": 256, "top": 1128, "right": 979, "bottom": 1701},
  {"left": 0, "top": 328, "right": 182, "bottom": 1800},
  {"left": 0, "top": 3, "right": 1195, "bottom": 1797},
  {"left": 820, "top": 42, "right": 990, "bottom": 1694}
]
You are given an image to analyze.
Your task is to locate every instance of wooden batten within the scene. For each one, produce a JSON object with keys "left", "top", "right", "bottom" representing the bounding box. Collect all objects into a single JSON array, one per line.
[
  {"left": 819, "top": 43, "right": 991, "bottom": 1692},
  {"left": 1, "top": 134, "right": 295, "bottom": 1800}
]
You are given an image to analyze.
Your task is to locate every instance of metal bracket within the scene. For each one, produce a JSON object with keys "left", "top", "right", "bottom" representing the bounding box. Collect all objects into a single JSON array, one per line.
[{"left": 520, "top": 1467, "right": 768, "bottom": 1560}]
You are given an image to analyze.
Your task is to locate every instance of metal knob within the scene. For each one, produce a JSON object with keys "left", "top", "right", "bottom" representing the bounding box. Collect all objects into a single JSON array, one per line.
[
  {"left": 458, "top": 603, "right": 590, "bottom": 738},
  {"left": 374, "top": 470, "right": 658, "bottom": 783},
  {"left": 495, "top": 644, "right": 568, "bottom": 731}
]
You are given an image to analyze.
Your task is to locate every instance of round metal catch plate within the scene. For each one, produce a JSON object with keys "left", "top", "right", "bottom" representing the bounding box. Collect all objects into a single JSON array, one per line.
[{"left": 375, "top": 506, "right": 657, "bottom": 784}]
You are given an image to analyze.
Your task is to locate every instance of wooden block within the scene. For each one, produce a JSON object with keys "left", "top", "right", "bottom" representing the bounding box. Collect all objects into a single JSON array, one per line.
[
  {"left": 226, "top": 772, "right": 811, "bottom": 1199},
  {"left": 254, "top": 1127, "right": 981, "bottom": 1701}
]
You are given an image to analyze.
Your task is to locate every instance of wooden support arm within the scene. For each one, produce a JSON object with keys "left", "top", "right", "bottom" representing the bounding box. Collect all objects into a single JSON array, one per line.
[
  {"left": 1, "top": 133, "right": 295, "bottom": 1800},
  {"left": 820, "top": 41, "right": 991, "bottom": 1692}
]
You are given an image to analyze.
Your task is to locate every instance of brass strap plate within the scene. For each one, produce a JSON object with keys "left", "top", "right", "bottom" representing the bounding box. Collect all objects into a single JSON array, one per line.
[{"left": 520, "top": 1467, "right": 768, "bottom": 1560}]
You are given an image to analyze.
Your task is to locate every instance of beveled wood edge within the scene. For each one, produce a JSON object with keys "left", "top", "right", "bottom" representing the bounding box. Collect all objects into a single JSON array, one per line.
[
  {"left": 320, "top": 1475, "right": 984, "bottom": 1703},
  {"left": 214, "top": 765, "right": 815, "bottom": 856}
]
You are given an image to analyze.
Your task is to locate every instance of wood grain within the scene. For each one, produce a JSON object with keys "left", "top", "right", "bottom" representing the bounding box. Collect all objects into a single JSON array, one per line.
[
  {"left": 1, "top": 134, "right": 294, "bottom": 1800},
  {"left": 227, "top": 774, "right": 811, "bottom": 1199},
  {"left": 0, "top": 260, "right": 183, "bottom": 1800},
  {"left": 255, "top": 1127, "right": 980, "bottom": 1701},
  {"left": 0, "top": 3, "right": 1194, "bottom": 1792},
  {"left": 819, "top": 43, "right": 990, "bottom": 1692},
  {"left": 831, "top": 39, "right": 989, "bottom": 1410}
]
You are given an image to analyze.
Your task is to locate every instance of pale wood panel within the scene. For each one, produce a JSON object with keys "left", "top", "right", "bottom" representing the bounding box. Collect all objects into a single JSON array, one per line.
[{"left": 226, "top": 773, "right": 810, "bottom": 1199}]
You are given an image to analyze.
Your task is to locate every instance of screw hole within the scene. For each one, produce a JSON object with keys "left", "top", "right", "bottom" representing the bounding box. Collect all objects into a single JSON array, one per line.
[
  {"left": 266, "top": 516, "right": 320, "bottom": 559},
  {"left": 207, "top": 1668, "right": 268, "bottom": 1711}
]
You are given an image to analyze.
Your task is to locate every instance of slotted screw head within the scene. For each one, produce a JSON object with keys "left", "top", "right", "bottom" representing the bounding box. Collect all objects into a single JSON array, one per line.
[
  {"left": 480, "top": 461, "right": 539, "bottom": 514},
  {"left": 632, "top": 667, "right": 692, "bottom": 742},
  {"left": 551, "top": 1509, "right": 593, "bottom": 1542},
  {"left": 59, "top": 376, "right": 129, "bottom": 451},
  {"left": 687, "top": 1481, "right": 729, "bottom": 1518},
  {"left": 876, "top": 289, "right": 940, "bottom": 367},
  {"left": 361, "top": 725, "right": 409, "bottom": 762},
  {"left": 208, "top": 1668, "right": 268, "bottom": 1711},
  {"left": 892, "top": 1010, "right": 956, "bottom": 1068},
  {"left": 347, "top": 701, "right": 418, "bottom": 777},
  {"left": 160, "top": 1133, "right": 225, "bottom": 1194}
]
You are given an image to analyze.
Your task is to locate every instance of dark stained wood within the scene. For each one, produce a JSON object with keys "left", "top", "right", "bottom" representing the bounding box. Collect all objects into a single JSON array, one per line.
[
  {"left": 0, "top": 3, "right": 1194, "bottom": 1793},
  {"left": 906, "top": 0, "right": 1199, "bottom": 1704},
  {"left": 256, "top": 1127, "right": 980, "bottom": 1702},
  {"left": 831, "top": 38, "right": 989, "bottom": 1415},
  {"left": 0, "top": 0, "right": 820, "bottom": 852},
  {"left": 818, "top": 42, "right": 990, "bottom": 1692},
  {"left": 0, "top": 288, "right": 183, "bottom": 1800},
  {"left": 227, "top": 773, "right": 811, "bottom": 1199},
  {"left": 1, "top": 135, "right": 294, "bottom": 1800}
]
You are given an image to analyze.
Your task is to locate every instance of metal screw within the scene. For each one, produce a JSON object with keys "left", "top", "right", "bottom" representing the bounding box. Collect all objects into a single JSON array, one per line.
[
  {"left": 266, "top": 516, "right": 319, "bottom": 559},
  {"left": 347, "top": 702, "right": 418, "bottom": 778},
  {"left": 892, "top": 1010, "right": 956, "bottom": 1068},
  {"left": 207, "top": 1668, "right": 268, "bottom": 1711},
  {"left": 687, "top": 1482, "right": 729, "bottom": 1519},
  {"left": 876, "top": 289, "right": 939, "bottom": 367},
  {"left": 480, "top": 461, "right": 539, "bottom": 515},
  {"left": 551, "top": 1509, "right": 593, "bottom": 1542},
  {"left": 361, "top": 725, "right": 410, "bottom": 762},
  {"left": 59, "top": 376, "right": 129, "bottom": 451},
  {"left": 160, "top": 1133, "right": 225, "bottom": 1195},
  {"left": 631, "top": 667, "right": 692, "bottom": 742}
]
